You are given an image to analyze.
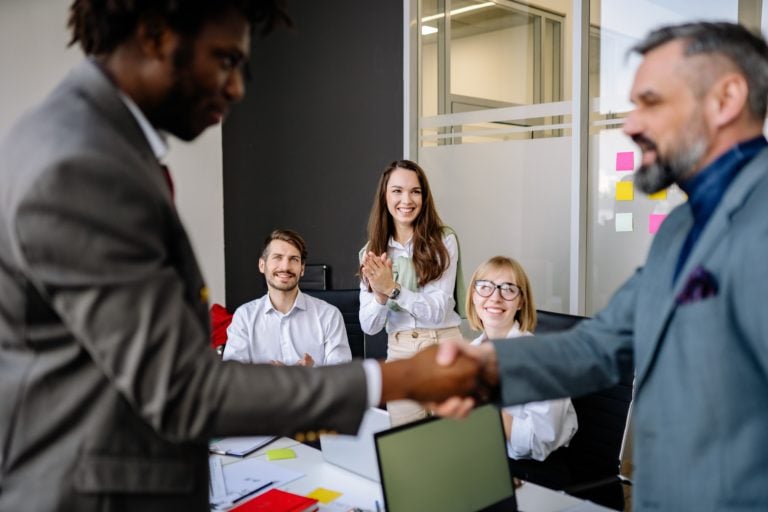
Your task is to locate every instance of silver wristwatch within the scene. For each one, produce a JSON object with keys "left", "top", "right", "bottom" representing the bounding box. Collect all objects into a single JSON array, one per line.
[{"left": 388, "top": 283, "right": 401, "bottom": 300}]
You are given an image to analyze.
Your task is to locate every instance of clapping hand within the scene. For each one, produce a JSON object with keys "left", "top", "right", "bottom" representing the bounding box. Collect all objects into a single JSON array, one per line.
[{"left": 361, "top": 251, "right": 394, "bottom": 303}]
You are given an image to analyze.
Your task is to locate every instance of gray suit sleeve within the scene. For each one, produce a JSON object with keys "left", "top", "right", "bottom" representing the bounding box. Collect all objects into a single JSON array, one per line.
[
  {"left": 14, "top": 155, "right": 366, "bottom": 441},
  {"left": 494, "top": 270, "right": 638, "bottom": 406}
]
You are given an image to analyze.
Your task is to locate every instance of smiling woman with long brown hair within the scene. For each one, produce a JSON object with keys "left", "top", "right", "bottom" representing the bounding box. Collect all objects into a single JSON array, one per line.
[{"left": 359, "top": 159, "right": 465, "bottom": 426}]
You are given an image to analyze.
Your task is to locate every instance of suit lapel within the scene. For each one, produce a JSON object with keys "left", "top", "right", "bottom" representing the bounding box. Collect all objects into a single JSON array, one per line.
[
  {"left": 70, "top": 59, "right": 210, "bottom": 330},
  {"left": 70, "top": 60, "right": 173, "bottom": 204},
  {"left": 633, "top": 207, "right": 690, "bottom": 387},
  {"left": 635, "top": 147, "right": 768, "bottom": 389}
]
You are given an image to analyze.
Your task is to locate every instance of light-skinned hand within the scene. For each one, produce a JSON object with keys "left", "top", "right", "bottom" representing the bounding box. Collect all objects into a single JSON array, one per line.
[
  {"left": 361, "top": 251, "right": 395, "bottom": 296},
  {"left": 430, "top": 341, "right": 500, "bottom": 418},
  {"left": 296, "top": 353, "right": 314, "bottom": 367},
  {"left": 379, "top": 344, "right": 482, "bottom": 406}
]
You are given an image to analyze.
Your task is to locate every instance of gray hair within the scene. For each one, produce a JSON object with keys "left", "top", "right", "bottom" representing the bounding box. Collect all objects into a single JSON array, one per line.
[{"left": 632, "top": 22, "right": 768, "bottom": 120}]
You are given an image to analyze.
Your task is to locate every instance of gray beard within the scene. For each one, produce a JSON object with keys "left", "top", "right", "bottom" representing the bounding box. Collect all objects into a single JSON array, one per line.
[
  {"left": 634, "top": 161, "right": 677, "bottom": 194},
  {"left": 634, "top": 136, "right": 707, "bottom": 194}
]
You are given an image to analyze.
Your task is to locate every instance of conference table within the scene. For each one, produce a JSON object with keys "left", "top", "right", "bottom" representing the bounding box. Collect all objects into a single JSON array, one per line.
[{"left": 213, "top": 437, "right": 616, "bottom": 511}]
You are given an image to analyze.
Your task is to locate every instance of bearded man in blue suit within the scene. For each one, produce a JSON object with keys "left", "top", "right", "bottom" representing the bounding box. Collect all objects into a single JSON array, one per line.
[{"left": 439, "top": 21, "right": 768, "bottom": 511}]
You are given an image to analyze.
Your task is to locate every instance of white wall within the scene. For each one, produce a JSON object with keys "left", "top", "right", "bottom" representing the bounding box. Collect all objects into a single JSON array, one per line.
[{"left": 0, "top": 0, "right": 226, "bottom": 305}]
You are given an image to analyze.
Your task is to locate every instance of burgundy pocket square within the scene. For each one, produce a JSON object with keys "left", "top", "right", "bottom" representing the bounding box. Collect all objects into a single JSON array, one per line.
[{"left": 675, "top": 266, "right": 718, "bottom": 305}]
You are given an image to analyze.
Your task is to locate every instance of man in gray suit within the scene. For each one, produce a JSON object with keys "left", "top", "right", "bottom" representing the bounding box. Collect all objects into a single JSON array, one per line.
[
  {"left": 0, "top": 1, "right": 482, "bottom": 510},
  {"left": 438, "top": 22, "right": 768, "bottom": 511}
]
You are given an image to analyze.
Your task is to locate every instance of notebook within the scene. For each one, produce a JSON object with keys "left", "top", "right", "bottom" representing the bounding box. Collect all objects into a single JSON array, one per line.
[
  {"left": 319, "top": 407, "right": 391, "bottom": 481},
  {"left": 374, "top": 404, "right": 517, "bottom": 512},
  {"left": 230, "top": 488, "right": 318, "bottom": 512}
]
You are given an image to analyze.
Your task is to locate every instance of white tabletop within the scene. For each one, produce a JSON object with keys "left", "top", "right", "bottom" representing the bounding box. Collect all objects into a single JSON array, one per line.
[{"left": 216, "top": 437, "right": 614, "bottom": 512}]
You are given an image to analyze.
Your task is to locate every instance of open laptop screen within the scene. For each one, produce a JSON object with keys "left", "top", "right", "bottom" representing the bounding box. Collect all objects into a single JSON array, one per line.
[{"left": 374, "top": 404, "right": 516, "bottom": 512}]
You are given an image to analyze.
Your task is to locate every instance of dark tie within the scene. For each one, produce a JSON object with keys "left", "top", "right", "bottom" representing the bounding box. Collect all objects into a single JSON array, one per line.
[{"left": 160, "top": 163, "right": 174, "bottom": 201}]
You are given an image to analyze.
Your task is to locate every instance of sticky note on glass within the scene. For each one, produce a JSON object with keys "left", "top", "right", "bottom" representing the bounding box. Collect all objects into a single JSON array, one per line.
[
  {"left": 615, "top": 213, "right": 633, "bottom": 232},
  {"left": 616, "top": 182, "right": 634, "bottom": 201},
  {"left": 616, "top": 151, "right": 634, "bottom": 171},
  {"left": 266, "top": 448, "right": 296, "bottom": 461},
  {"left": 649, "top": 214, "right": 667, "bottom": 234},
  {"left": 648, "top": 189, "right": 667, "bottom": 200},
  {"left": 306, "top": 487, "right": 342, "bottom": 504}
]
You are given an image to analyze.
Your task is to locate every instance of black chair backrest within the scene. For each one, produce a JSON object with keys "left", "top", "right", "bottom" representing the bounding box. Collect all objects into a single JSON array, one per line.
[
  {"left": 300, "top": 264, "right": 329, "bottom": 290},
  {"left": 535, "top": 309, "right": 588, "bottom": 334},
  {"left": 508, "top": 310, "right": 633, "bottom": 510},
  {"left": 303, "top": 289, "right": 364, "bottom": 358},
  {"left": 364, "top": 330, "right": 388, "bottom": 360},
  {"left": 535, "top": 310, "right": 633, "bottom": 480}
]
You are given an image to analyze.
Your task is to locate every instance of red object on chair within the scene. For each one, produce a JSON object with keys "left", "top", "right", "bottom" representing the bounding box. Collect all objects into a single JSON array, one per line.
[{"left": 210, "top": 303, "right": 233, "bottom": 349}]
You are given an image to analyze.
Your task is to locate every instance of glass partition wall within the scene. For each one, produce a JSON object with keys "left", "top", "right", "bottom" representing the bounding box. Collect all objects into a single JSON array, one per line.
[{"left": 409, "top": 0, "right": 767, "bottom": 316}]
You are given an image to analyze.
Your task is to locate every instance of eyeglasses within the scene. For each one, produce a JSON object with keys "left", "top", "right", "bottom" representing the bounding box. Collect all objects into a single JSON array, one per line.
[{"left": 473, "top": 280, "right": 521, "bottom": 301}]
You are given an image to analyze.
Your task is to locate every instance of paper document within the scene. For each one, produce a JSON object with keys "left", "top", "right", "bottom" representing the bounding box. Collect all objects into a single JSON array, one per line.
[
  {"left": 209, "top": 456, "right": 227, "bottom": 499},
  {"left": 209, "top": 457, "right": 304, "bottom": 510},
  {"left": 209, "top": 436, "right": 277, "bottom": 457}
]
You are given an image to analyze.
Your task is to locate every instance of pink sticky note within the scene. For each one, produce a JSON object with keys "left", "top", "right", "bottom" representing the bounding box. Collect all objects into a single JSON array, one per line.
[
  {"left": 649, "top": 214, "right": 667, "bottom": 234},
  {"left": 616, "top": 152, "right": 634, "bottom": 171}
]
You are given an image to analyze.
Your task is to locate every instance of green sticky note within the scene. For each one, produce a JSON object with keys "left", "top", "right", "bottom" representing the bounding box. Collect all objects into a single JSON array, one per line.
[
  {"left": 266, "top": 448, "right": 296, "bottom": 461},
  {"left": 306, "top": 487, "right": 343, "bottom": 504}
]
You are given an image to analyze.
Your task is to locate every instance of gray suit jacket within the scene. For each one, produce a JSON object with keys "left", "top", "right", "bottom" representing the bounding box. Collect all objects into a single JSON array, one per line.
[
  {"left": 493, "top": 147, "right": 768, "bottom": 511},
  {"left": 0, "top": 60, "right": 367, "bottom": 511}
]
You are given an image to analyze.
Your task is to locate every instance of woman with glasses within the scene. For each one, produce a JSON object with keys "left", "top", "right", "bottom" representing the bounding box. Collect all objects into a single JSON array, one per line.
[
  {"left": 359, "top": 160, "right": 464, "bottom": 426},
  {"left": 466, "top": 256, "right": 577, "bottom": 461}
]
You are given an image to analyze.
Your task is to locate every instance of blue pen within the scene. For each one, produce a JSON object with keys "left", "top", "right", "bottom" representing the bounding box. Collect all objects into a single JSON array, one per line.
[{"left": 375, "top": 500, "right": 381, "bottom": 512}]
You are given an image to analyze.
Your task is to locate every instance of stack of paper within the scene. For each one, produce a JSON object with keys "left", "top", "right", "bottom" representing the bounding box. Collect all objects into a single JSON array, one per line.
[{"left": 209, "top": 457, "right": 304, "bottom": 510}]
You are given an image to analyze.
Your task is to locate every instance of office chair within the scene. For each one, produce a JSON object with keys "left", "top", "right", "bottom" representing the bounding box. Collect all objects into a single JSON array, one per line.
[
  {"left": 506, "top": 310, "right": 634, "bottom": 511},
  {"left": 363, "top": 330, "right": 388, "bottom": 360},
  {"left": 300, "top": 264, "right": 329, "bottom": 290},
  {"left": 303, "top": 289, "right": 365, "bottom": 358}
]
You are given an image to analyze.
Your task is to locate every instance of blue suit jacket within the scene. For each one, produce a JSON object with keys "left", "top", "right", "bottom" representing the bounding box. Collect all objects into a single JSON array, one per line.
[{"left": 494, "top": 146, "right": 768, "bottom": 511}]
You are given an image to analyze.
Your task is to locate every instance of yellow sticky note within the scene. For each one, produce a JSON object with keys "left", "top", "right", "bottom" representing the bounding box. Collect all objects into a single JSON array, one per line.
[
  {"left": 648, "top": 189, "right": 667, "bottom": 200},
  {"left": 306, "top": 487, "right": 342, "bottom": 504},
  {"left": 616, "top": 181, "right": 634, "bottom": 201},
  {"left": 266, "top": 448, "right": 296, "bottom": 461}
]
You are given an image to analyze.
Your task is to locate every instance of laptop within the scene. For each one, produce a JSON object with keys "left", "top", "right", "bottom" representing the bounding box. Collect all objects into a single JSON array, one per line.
[
  {"left": 320, "top": 407, "right": 391, "bottom": 481},
  {"left": 374, "top": 404, "right": 517, "bottom": 512}
]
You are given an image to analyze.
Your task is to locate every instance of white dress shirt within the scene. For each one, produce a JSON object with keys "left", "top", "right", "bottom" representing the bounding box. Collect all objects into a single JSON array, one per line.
[
  {"left": 472, "top": 323, "right": 578, "bottom": 461},
  {"left": 223, "top": 290, "right": 352, "bottom": 366},
  {"left": 359, "top": 232, "right": 462, "bottom": 334},
  {"left": 118, "top": 91, "right": 168, "bottom": 161}
]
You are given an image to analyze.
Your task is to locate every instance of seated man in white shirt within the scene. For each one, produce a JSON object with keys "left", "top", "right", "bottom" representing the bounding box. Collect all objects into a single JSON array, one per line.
[{"left": 223, "top": 229, "right": 352, "bottom": 366}]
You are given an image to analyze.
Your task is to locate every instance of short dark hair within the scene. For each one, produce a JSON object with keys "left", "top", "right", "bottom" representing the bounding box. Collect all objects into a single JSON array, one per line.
[
  {"left": 632, "top": 22, "right": 768, "bottom": 120},
  {"left": 262, "top": 229, "right": 308, "bottom": 263},
  {"left": 68, "top": 0, "right": 291, "bottom": 55}
]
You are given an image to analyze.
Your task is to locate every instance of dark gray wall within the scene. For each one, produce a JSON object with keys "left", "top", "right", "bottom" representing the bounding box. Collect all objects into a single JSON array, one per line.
[{"left": 223, "top": 1, "right": 403, "bottom": 308}]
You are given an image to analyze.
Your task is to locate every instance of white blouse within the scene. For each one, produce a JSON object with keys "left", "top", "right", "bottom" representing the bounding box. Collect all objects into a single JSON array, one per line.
[
  {"left": 472, "top": 323, "right": 578, "bottom": 461},
  {"left": 359, "top": 232, "right": 461, "bottom": 334}
]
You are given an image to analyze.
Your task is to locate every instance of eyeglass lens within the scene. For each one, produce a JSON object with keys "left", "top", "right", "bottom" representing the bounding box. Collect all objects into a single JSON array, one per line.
[{"left": 473, "top": 280, "right": 520, "bottom": 300}]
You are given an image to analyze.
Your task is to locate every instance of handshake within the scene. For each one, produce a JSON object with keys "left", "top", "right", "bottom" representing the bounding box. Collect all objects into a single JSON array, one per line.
[{"left": 378, "top": 341, "right": 500, "bottom": 417}]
